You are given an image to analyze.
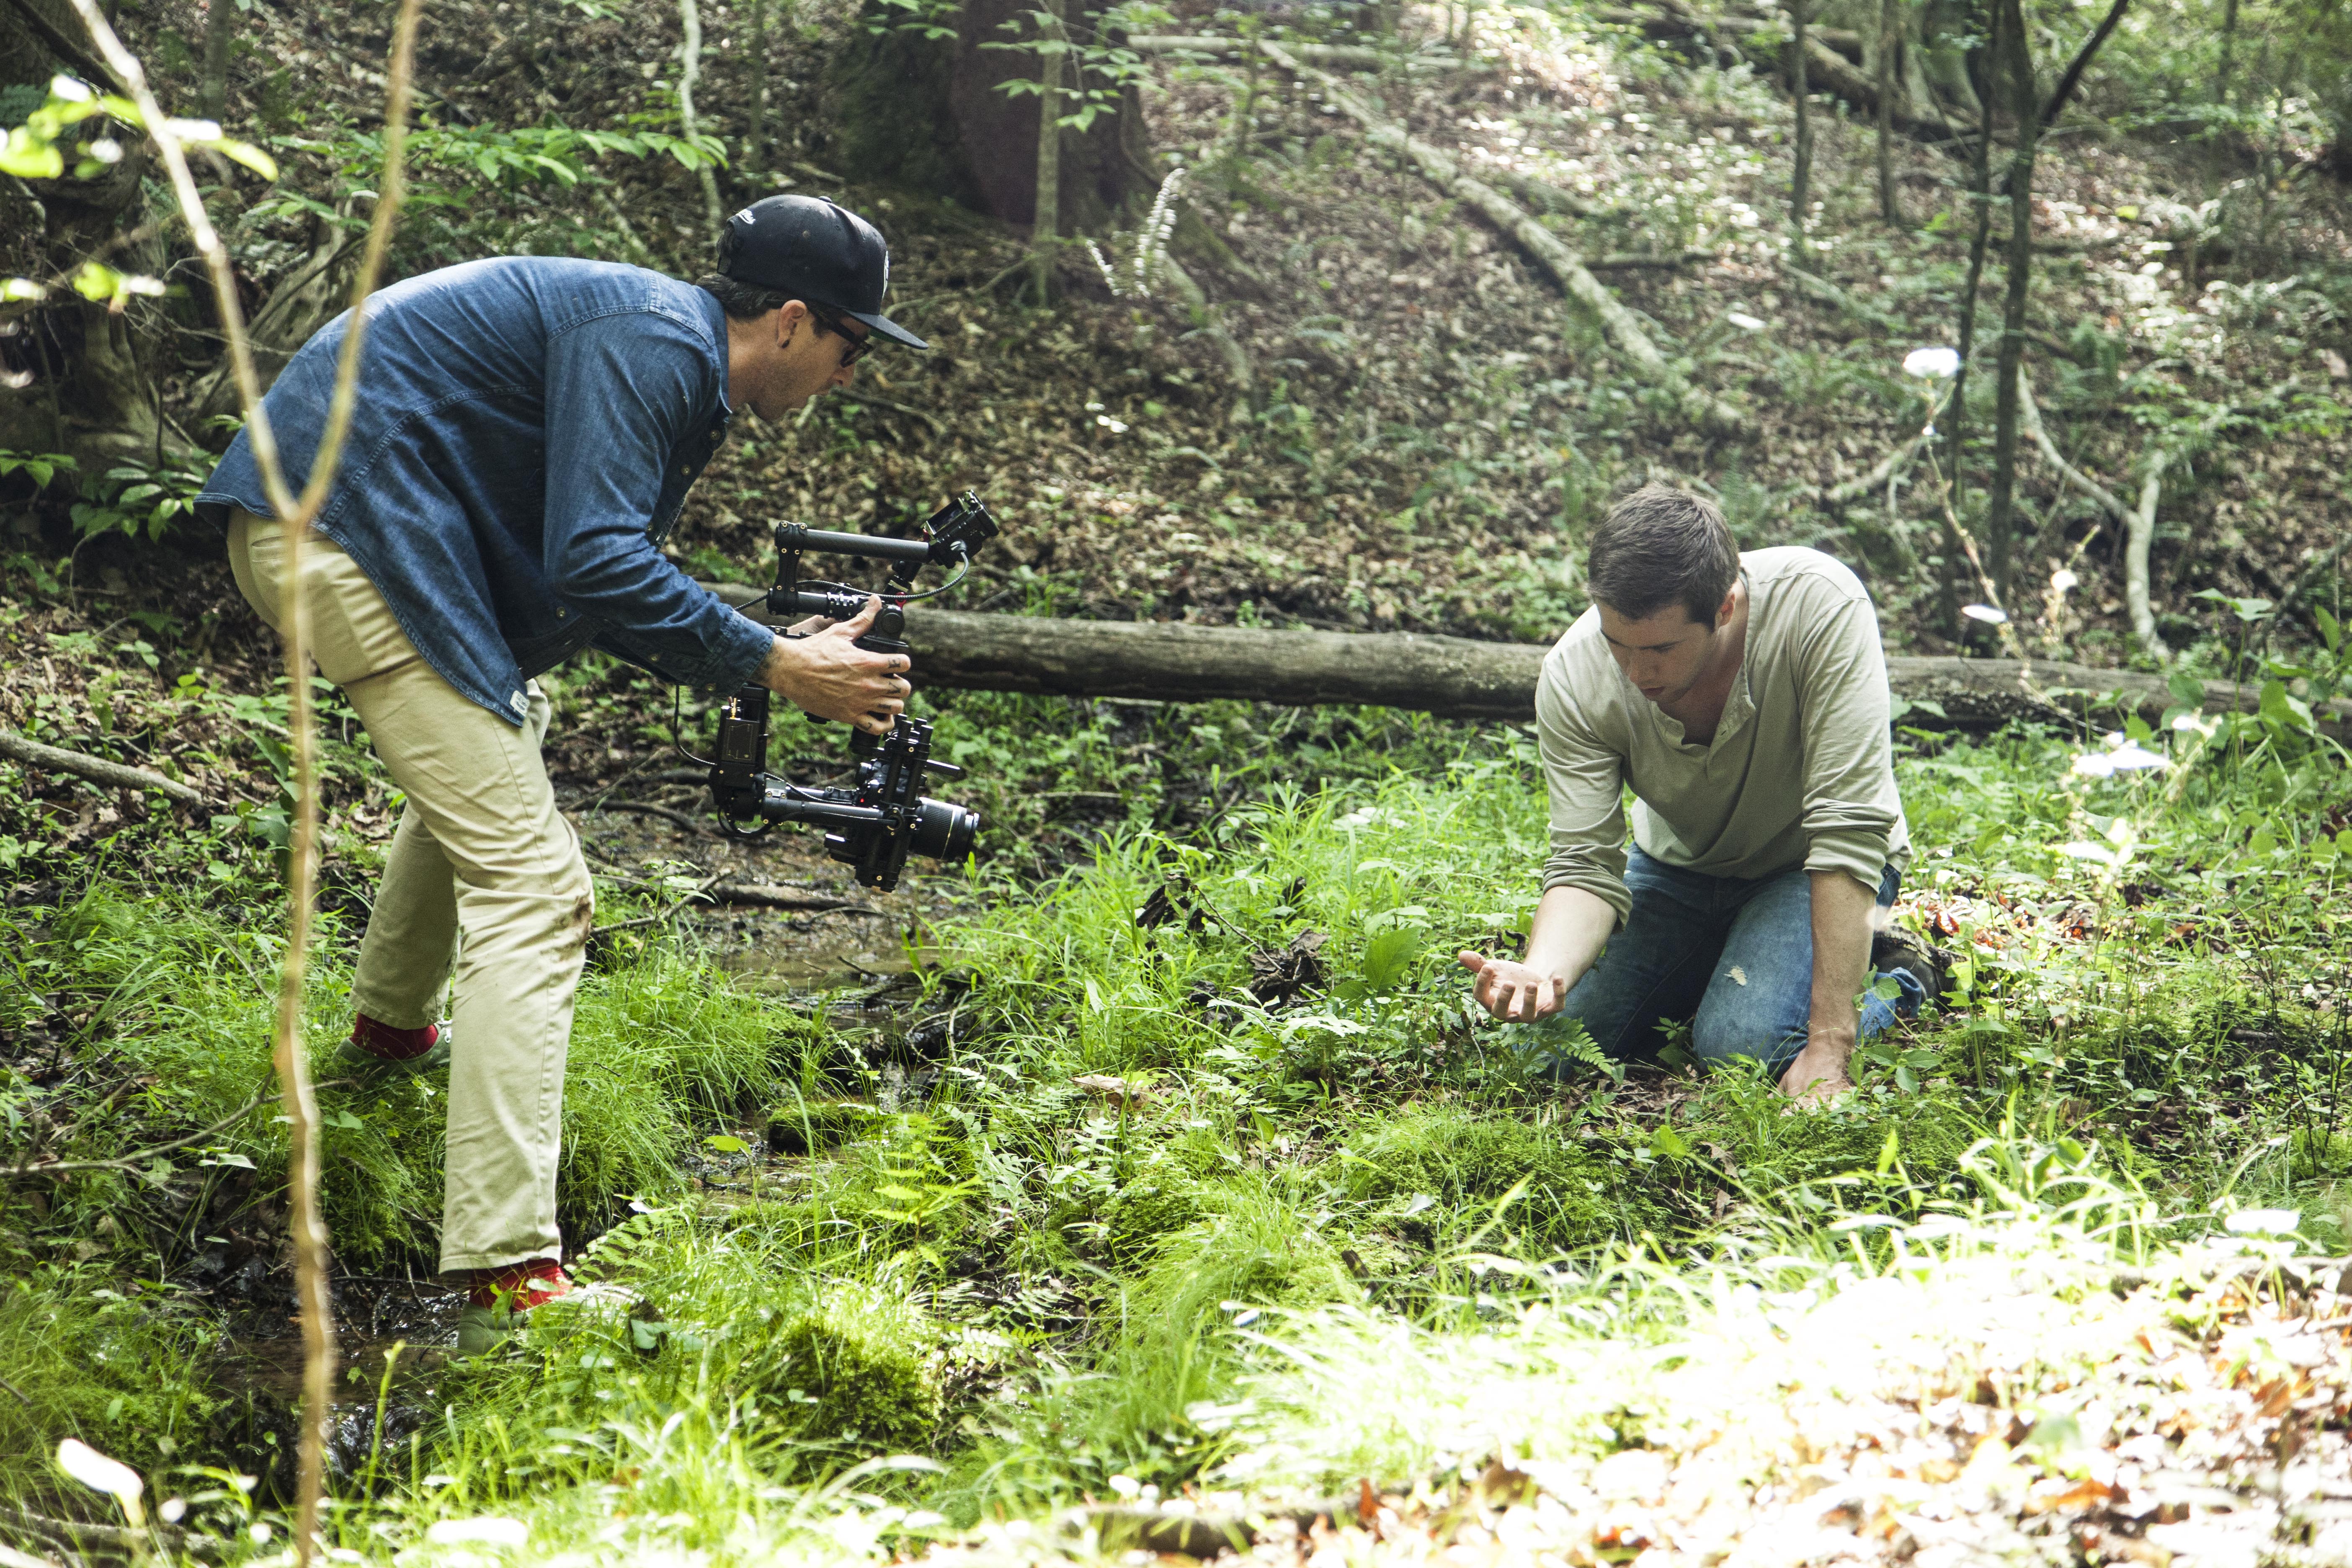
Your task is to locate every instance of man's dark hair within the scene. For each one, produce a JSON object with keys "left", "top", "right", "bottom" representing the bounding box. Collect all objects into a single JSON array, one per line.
[
  {"left": 696, "top": 273, "right": 798, "bottom": 321},
  {"left": 1585, "top": 484, "right": 1741, "bottom": 625}
]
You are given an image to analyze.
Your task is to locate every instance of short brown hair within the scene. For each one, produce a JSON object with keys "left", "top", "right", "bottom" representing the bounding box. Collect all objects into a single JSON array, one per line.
[
  {"left": 696, "top": 273, "right": 796, "bottom": 321},
  {"left": 1585, "top": 484, "right": 1740, "bottom": 625}
]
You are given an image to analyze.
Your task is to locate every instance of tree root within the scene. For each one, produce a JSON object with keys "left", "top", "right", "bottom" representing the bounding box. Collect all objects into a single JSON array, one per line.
[
  {"left": 1158, "top": 253, "right": 1258, "bottom": 415},
  {"left": 1599, "top": 0, "right": 1968, "bottom": 141}
]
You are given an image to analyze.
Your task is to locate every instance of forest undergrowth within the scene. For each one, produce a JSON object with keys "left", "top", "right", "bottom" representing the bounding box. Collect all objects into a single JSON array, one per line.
[{"left": 3, "top": 595, "right": 2349, "bottom": 1562}]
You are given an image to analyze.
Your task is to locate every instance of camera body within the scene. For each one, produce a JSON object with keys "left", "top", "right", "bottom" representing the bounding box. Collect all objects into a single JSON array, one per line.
[
  {"left": 699, "top": 491, "right": 1001, "bottom": 892},
  {"left": 707, "top": 685, "right": 977, "bottom": 892}
]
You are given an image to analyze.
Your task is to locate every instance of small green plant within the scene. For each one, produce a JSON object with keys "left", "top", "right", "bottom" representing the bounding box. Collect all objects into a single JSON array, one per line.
[
  {"left": 67, "top": 453, "right": 212, "bottom": 544},
  {"left": 0, "top": 450, "right": 76, "bottom": 490}
]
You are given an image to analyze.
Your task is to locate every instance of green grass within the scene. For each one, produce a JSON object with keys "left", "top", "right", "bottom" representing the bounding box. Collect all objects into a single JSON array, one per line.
[{"left": 0, "top": 1261, "right": 227, "bottom": 1504}]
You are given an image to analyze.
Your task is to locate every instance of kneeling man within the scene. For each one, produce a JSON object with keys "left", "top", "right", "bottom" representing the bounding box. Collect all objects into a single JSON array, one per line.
[{"left": 1459, "top": 485, "right": 1930, "bottom": 1100}]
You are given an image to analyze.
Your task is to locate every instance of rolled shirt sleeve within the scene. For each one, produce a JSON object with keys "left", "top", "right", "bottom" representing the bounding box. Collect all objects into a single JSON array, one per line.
[
  {"left": 1536, "top": 652, "right": 1634, "bottom": 929},
  {"left": 540, "top": 313, "right": 776, "bottom": 693},
  {"left": 1795, "top": 580, "right": 1902, "bottom": 891}
]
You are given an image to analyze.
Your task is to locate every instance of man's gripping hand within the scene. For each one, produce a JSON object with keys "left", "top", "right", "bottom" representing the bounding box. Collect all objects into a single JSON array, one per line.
[
  {"left": 757, "top": 596, "right": 910, "bottom": 736},
  {"left": 1457, "top": 952, "right": 1567, "bottom": 1023}
]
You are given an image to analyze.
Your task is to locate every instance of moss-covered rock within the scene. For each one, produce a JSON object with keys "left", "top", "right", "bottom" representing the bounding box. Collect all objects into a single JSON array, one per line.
[
  {"left": 768, "top": 1098, "right": 887, "bottom": 1156},
  {"left": 766, "top": 1296, "right": 941, "bottom": 1449}
]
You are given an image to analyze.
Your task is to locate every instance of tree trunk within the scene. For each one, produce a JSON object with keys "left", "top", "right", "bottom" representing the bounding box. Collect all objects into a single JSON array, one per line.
[
  {"left": 189, "top": 216, "right": 358, "bottom": 428},
  {"left": 201, "top": 0, "right": 236, "bottom": 121},
  {"left": 1983, "top": 0, "right": 2037, "bottom": 605},
  {"left": 705, "top": 585, "right": 2352, "bottom": 736},
  {"left": 1027, "top": 0, "right": 1065, "bottom": 304},
  {"left": 1935, "top": 0, "right": 1999, "bottom": 635},
  {"left": 747, "top": 0, "right": 769, "bottom": 181},
  {"left": 2126, "top": 449, "right": 2172, "bottom": 663},
  {"left": 1790, "top": 0, "right": 1813, "bottom": 230},
  {"left": 1875, "top": 0, "right": 1898, "bottom": 222},
  {"left": 2217, "top": 0, "right": 2239, "bottom": 108},
  {"left": 678, "top": 0, "right": 725, "bottom": 228},
  {"left": 825, "top": 0, "right": 1150, "bottom": 231},
  {"left": 0, "top": 0, "right": 167, "bottom": 472}
]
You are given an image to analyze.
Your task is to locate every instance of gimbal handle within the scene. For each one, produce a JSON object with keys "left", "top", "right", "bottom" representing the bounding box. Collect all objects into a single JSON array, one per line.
[{"left": 774, "top": 524, "right": 934, "bottom": 570}]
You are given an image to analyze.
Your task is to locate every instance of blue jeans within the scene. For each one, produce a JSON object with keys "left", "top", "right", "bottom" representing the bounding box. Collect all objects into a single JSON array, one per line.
[{"left": 1531, "top": 848, "right": 1924, "bottom": 1076}]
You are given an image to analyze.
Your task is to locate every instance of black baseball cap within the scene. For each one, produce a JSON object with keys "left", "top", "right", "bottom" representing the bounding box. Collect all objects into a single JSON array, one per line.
[{"left": 719, "top": 195, "right": 927, "bottom": 351}]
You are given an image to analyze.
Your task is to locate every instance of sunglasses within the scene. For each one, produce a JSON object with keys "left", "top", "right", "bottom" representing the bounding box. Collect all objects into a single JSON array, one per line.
[{"left": 809, "top": 309, "right": 875, "bottom": 368}]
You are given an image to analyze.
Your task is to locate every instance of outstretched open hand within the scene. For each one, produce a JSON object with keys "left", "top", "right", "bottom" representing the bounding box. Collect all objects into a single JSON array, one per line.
[{"left": 1457, "top": 951, "right": 1567, "bottom": 1023}]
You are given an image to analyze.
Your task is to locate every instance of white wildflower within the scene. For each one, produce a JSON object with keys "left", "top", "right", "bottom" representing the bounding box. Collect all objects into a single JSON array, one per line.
[{"left": 1904, "top": 346, "right": 1962, "bottom": 379}]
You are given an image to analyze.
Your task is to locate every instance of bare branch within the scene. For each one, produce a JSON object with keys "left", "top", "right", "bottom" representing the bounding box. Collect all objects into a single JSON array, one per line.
[
  {"left": 10, "top": 1080, "right": 356, "bottom": 1178},
  {"left": 0, "top": 729, "right": 209, "bottom": 806},
  {"left": 2039, "top": 0, "right": 2133, "bottom": 132},
  {"left": 61, "top": 4, "right": 429, "bottom": 1563}
]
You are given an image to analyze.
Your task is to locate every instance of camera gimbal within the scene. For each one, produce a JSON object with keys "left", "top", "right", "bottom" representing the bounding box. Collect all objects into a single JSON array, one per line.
[{"left": 696, "top": 492, "right": 1001, "bottom": 892}]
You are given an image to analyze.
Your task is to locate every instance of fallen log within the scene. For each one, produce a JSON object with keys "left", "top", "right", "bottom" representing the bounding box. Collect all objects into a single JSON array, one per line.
[
  {"left": 1598, "top": 3, "right": 1964, "bottom": 141},
  {"left": 707, "top": 586, "right": 2349, "bottom": 735},
  {"left": 1126, "top": 34, "right": 1466, "bottom": 71},
  {"left": 1253, "top": 39, "right": 1746, "bottom": 436},
  {"left": 1488, "top": 166, "right": 1607, "bottom": 220}
]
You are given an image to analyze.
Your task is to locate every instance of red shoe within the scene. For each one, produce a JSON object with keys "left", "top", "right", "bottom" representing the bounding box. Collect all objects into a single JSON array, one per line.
[
  {"left": 456, "top": 1259, "right": 568, "bottom": 1354},
  {"left": 337, "top": 1015, "right": 451, "bottom": 1078}
]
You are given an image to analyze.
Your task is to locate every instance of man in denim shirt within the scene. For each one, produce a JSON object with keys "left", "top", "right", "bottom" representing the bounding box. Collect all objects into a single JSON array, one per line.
[{"left": 196, "top": 196, "right": 921, "bottom": 1351}]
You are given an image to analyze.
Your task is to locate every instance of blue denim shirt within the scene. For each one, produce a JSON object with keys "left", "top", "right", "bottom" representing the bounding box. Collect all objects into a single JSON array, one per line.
[{"left": 195, "top": 257, "right": 776, "bottom": 726}]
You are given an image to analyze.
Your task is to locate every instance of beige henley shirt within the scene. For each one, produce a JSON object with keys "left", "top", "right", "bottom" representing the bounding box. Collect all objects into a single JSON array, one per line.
[{"left": 1535, "top": 546, "right": 1911, "bottom": 927}]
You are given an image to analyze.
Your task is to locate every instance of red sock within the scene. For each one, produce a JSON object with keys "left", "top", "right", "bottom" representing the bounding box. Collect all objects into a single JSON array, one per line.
[
  {"left": 467, "top": 1258, "right": 570, "bottom": 1312},
  {"left": 351, "top": 1014, "right": 439, "bottom": 1063}
]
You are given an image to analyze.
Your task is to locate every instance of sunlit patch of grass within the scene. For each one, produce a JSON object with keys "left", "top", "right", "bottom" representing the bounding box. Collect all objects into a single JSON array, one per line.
[{"left": 1208, "top": 1136, "right": 2193, "bottom": 1497}]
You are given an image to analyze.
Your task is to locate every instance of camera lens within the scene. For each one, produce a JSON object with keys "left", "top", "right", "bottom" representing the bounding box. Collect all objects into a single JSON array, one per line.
[{"left": 911, "top": 797, "right": 979, "bottom": 863}]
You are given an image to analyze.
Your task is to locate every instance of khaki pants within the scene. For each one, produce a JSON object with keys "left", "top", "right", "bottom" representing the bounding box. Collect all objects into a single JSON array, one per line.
[{"left": 228, "top": 511, "right": 592, "bottom": 1275}]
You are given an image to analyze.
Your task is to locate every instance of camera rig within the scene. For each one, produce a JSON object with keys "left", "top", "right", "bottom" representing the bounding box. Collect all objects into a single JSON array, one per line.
[{"left": 695, "top": 491, "right": 1001, "bottom": 893}]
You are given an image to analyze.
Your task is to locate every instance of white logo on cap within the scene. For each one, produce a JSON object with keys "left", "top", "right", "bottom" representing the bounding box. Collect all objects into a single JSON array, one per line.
[{"left": 734, "top": 206, "right": 756, "bottom": 224}]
